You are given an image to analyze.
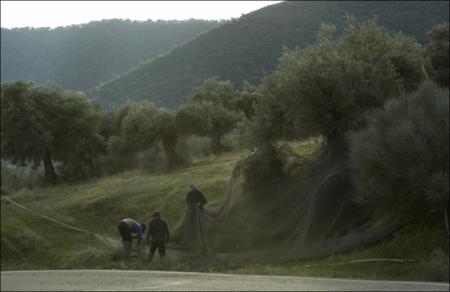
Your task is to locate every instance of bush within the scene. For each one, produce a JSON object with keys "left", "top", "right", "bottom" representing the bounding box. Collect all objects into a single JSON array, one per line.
[
  {"left": 349, "top": 81, "right": 449, "bottom": 217},
  {"left": 0, "top": 162, "right": 45, "bottom": 195},
  {"left": 58, "top": 160, "right": 92, "bottom": 183},
  {"left": 97, "top": 142, "right": 168, "bottom": 175},
  {"left": 241, "top": 144, "right": 284, "bottom": 195},
  {"left": 185, "top": 135, "right": 212, "bottom": 158},
  {"left": 96, "top": 136, "right": 132, "bottom": 175},
  {"left": 133, "top": 146, "right": 167, "bottom": 173},
  {"left": 222, "top": 128, "right": 242, "bottom": 152}
]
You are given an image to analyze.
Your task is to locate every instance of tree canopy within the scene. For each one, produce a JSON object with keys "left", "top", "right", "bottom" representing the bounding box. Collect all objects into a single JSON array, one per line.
[
  {"left": 176, "top": 78, "right": 242, "bottom": 154},
  {"left": 426, "top": 23, "right": 450, "bottom": 88},
  {"left": 250, "top": 17, "right": 429, "bottom": 145},
  {"left": 1, "top": 81, "right": 102, "bottom": 183}
]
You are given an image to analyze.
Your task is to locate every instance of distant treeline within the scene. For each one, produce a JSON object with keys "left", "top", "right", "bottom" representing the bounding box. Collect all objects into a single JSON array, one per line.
[
  {"left": 91, "top": 1, "right": 449, "bottom": 109},
  {"left": 1, "top": 19, "right": 219, "bottom": 90}
]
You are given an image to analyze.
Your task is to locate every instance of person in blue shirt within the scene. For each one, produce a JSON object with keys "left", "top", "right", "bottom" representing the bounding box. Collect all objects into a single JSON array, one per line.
[{"left": 118, "top": 218, "right": 146, "bottom": 257}]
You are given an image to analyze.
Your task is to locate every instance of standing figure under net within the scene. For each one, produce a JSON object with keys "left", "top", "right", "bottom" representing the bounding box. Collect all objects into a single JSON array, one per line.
[{"left": 178, "top": 184, "right": 212, "bottom": 255}]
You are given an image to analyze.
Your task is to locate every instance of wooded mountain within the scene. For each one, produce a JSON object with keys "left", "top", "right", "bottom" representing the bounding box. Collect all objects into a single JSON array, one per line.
[
  {"left": 1, "top": 19, "right": 219, "bottom": 90},
  {"left": 91, "top": 1, "right": 449, "bottom": 109}
]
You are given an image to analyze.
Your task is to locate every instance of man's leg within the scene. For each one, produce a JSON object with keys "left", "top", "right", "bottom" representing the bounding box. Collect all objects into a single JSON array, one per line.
[
  {"left": 118, "top": 222, "right": 132, "bottom": 257},
  {"left": 148, "top": 241, "right": 157, "bottom": 263},
  {"left": 158, "top": 241, "right": 166, "bottom": 259}
]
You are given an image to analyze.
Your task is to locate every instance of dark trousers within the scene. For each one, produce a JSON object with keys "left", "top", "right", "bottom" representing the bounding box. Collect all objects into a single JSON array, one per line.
[
  {"left": 118, "top": 221, "right": 132, "bottom": 242},
  {"left": 148, "top": 240, "right": 166, "bottom": 262}
]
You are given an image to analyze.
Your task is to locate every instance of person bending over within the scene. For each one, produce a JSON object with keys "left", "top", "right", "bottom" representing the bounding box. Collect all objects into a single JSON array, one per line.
[{"left": 118, "top": 218, "right": 145, "bottom": 257}]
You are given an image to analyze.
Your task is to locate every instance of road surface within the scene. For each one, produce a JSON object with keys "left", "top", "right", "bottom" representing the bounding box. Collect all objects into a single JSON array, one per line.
[{"left": 1, "top": 270, "right": 449, "bottom": 291}]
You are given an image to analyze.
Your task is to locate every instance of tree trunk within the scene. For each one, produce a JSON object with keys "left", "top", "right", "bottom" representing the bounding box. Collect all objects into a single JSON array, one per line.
[
  {"left": 211, "top": 134, "right": 225, "bottom": 155},
  {"left": 43, "top": 149, "right": 57, "bottom": 185},
  {"left": 162, "top": 134, "right": 179, "bottom": 167}
]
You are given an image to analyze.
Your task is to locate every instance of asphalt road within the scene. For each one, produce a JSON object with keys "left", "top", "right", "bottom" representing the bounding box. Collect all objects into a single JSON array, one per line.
[{"left": 1, "top": 270, "right": 449, "bottom": 291}]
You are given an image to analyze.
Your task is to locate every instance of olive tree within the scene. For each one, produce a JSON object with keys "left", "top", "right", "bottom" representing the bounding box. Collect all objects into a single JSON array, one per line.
[
  {"left": 253, "top": 17, "right": 429, "bottom": 146},
  {"left": 426, "top": 23, "right": 449, "bottom": 88},
  {"left": 1, "top": 81, "right": 102, "bottom": 183},
  {"left": 176, "top": 101, "right": 240, "bottom": 154},
  {"left": 119, "top": 101, "right": 185, "bottom": 167},
  {"left": 176, "top": 77, "right": 242, "bottom": 154}
]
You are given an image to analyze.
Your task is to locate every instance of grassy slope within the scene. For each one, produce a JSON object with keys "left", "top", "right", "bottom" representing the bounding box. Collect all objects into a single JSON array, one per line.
[{"left": 1, "top": 140, "right": 448, "bottom": 281}]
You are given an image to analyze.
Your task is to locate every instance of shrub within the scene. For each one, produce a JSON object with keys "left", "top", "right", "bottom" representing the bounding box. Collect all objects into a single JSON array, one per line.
[
  {"left": 349, "top": 81, "right": 449, "bottom": 217},
  {"left": 426, "top": 23, "right": 449, "bottom": 88},
  {"left": 0, "top": 162, "right": 45, "bottom": 195},
  {"left": 185, "top": 135, "right": 212, "bottom": 158},
  {"left": 134, "top": 146, "right": 167, "bottom": 173},
  {"left": 241, "top": 144, "right": 284, "bottom": 195}
]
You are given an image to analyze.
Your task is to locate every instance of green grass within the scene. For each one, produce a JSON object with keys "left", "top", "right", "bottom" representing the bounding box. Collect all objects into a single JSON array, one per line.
[
  {"left": 1, "top": 149, "right": 249, "bottom": 271},
  {"left": 1, "top": 139, "right": 448, "bottom": 282},
  {"left": 220, "top": 219, "right": 449, "bottom": 282},
  {"left": 7, "top": 150, "right": 247, "bottom": 238}
]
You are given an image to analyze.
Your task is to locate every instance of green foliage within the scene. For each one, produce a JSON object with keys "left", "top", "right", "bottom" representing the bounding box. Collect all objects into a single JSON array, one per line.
[
  {"left": 185, "top": 136, "right": 212, "bottom": 158},
  {"left": 426, "top": 23, "right": 450, "bottom": 87},
  {"left": 1, "top": 19, "right": 219, "bottom": 90},
  {"left": 98, "top": 111, "right": 116, "bottom": 141},
  {"left": 241, "top": 144, "right": 283, "bottom": 194},
  {"left": 1, "top": 81, "right": 103, "bottom": 183},
  {"left": 176, "top": 78, "right": 242, "bottom": 154},
  {"left": 0, "top": 81, "right": 44, "bottom": 164},
  {"left": 232, "top": 82, "right": 261, "bottom": 120},
  {"left": 99, "top": 101, "right": 188, "bottom": 172},
  {"left": 252, "top": 17, "right": 429, "bottom": 144},
  {"left": 120, "top": 101, "right": 161, "bottom": 152},
  {"left": 0, "top": 162, "right": 45, "bottom": 195},
  {"left": 92, "top": 1, "right": 449, "bottom": 109},
  {"left": 349, "top": 82, "right": 449, "bottom": 217},
  {"left": 190, "top": 77, "right": 237, "bottom": 109},
  {"left": 100, "top": 135, "right": 134, "bottom": 173}
]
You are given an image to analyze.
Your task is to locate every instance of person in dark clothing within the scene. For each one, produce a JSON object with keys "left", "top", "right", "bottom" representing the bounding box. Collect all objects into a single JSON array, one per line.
[
  {"left": 118, "top": 218, "right": 146, "bottom": 257},
  {"left": 177, "top": 185, "right": 212, "bottom": 254},
  {"left": 146, "top": 211, "right": 170, "bottom": 262},
  {"left": 186, "top": 185, "right": 207, "bottom": 210}
]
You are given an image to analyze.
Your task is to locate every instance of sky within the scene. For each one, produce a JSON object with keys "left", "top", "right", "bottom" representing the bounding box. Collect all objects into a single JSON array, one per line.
[{"left": 1, "top": 1, "right": 282, "bottom": 29}]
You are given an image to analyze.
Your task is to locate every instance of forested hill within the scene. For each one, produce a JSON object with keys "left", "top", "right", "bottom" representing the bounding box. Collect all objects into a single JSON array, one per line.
[
  {"left": 0, "top": 19, "right": 219, "bottom": 90},
  {"left": 91, "top": 1, "right": 449, "bottom": 109}
]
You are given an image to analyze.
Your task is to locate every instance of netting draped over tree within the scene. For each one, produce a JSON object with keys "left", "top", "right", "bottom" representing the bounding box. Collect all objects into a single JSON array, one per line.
[{"left": 170, "top": 141, "right": 406, "bottom": 264}]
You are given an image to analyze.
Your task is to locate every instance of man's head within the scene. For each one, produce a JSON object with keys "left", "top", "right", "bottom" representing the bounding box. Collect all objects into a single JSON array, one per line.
[
  {"left": 141, "top": 224, "right": 146, "bottom": 233},
  {"left": 153, "top": 210, "right": 161, "bottom": 217},
  {"left": 189, "top": 184, "right": 196, "bottom": 191}
]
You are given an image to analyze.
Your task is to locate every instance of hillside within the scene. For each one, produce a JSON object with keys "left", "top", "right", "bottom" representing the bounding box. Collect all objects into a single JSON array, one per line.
[
  {"left": 91, "top": 1, "right": 449, "bottom": 109},
  {"left": 1, "top": 140, "right": 448, "bottom": 281},
  {"left": 1, "top": 19, "right": 219, "bottom": 90}
]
